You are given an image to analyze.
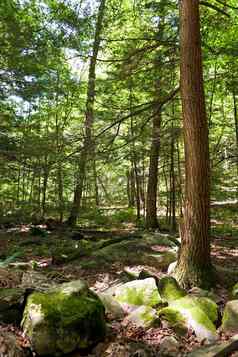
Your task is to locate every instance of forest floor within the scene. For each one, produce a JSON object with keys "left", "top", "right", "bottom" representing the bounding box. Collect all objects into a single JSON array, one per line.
[{"left": 0, "top": 219, "right": 238, "bottom": 356}]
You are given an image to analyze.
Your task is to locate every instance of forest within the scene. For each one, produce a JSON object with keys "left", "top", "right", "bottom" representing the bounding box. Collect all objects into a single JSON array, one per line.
[{"left": 1, "top": 0, "right": 238, "bottom": 356}]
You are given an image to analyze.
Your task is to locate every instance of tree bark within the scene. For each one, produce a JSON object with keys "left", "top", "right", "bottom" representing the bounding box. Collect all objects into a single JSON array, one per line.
[
  {"left": 169, "top": 122, "right": 176, "bottom": 232},
  {"left": 173, "top": 0, "right": 213, "bottom": 288},
  {"left": 145, "top": 110, "right": 161, "bottom": 229},
  {"left": 68, "top": 0, "right": 106, "bottom": 226},
  {"left": 93, "top": 158, "right": 100, "bottom": 206},
  {"left": 232, "top": 92, "right": 238, "bottom": 198}
]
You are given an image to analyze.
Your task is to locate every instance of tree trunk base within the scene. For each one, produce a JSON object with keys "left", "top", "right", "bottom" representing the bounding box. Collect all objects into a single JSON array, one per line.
[
  {"left": 66, "top": 215, "right": 77, "bottom": 227},
  {"left": 172, "top": 261, "right": 216, "bottom": 289},
  {"left": 145, "top": 217, "right": 160, "bottom": 231}
]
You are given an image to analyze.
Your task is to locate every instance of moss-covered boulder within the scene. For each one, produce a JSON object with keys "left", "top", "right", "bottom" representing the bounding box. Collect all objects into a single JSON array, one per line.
[
  {"left": 157, "top": 276, "right": 186, "bottom": 303},
  {"left": 156, "top": 277, "right": 218, "bottom": 342},
  {"left": 222, "top": 300, "right": 238, "bottom": 332},
  {"left": 22, "top": 280, "right": 106, "bottom": 356},
  {"left": 0, "top": 288, "right": 26, "bottom": 324},
  {"left": 91, "top": 234, "right": 178, "bottom": 268},
  {"left": 112, "top": 278, "right": 161, "bottom": 310},
  {"left": 142, "top": 233, "right": 180, "bottom": 248},
  {"left": 158, "top": 306, "right": 188, "bottom": 335},
  {"left": 170, "top": 296, "right": 217, "bottom": 342},
  {"left": 123, "top": 305, "right": 159, "bottom": 328},
  {"left": 169, "top": 296, "right": 218, "bottom": 323},
  {"left": 195, "top": 297, "right": 218, "bottom": 323}
]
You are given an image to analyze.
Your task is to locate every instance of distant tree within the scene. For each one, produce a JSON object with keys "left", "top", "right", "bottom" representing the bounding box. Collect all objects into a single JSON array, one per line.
[{"left": 68, "top": 0, "right": 106, "bottom": 226}]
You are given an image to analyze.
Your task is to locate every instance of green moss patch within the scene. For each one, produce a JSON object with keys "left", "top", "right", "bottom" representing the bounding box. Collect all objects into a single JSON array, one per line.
[{"left": 157, "top": 276, "right": 186, "bottom": 302}]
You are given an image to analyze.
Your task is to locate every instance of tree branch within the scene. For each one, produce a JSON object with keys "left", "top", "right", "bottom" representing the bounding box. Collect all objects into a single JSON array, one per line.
[
  {"left": 200, "top": 1, "right": 230, "bottom": 17},
  {"left": 213, "top": 0, "right": 238, "bottom": 10}
]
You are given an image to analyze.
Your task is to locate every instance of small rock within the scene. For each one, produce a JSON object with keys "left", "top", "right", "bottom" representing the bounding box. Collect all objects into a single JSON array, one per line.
[
  {"left": 158, "top": 306, "right": 188, "bottom": 335},
  {"left": 167, "top": 261, "right": 177, "bottom": 275},
  {"left": 188, "top": 287, "right": 220, "bottom": 303},
  {"left": 98, "top": 292, "right": 124, "bottom": 320},
  {"left": 159, "top": 336, "right": 180, "bottom": 356},
  {"left": 147, "top": 251, "right": 177, "bottom": 270},
  {"left": 123, "top": 305, "right": 159, "bottom": 328},
  {"left": 222, "top": 300, "right": 238, "bottom": 332},
  {"left": 103, "top": 340, "right": 157, "bottom": 356},
  {"left": 157, "top": 276, "right": 186, "bottom": 303},
  {"left": 188, "top": 337, "right": 238, "bottom": 356}
]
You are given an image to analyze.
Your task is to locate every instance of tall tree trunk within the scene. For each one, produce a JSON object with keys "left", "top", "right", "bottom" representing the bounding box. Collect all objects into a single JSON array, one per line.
[
  {"left": 57, "top": 166, "right": 64, "bottom": 223},
  {"left": 129, "top": 167, "right": 136, "bottom": 207},
  {"left": 42, "top": 165, "right": 49, "bottom": 219},
  {"left": 177, "top": 141, "right": 183, "bottom": 216},
  {"left": 93, "top": 158, "right": 99, "bottom": 206},
  {"left": 145, "top": 110, "right": 161, "bottom": 229},
  {"left": 169, "top": 122, "right": 176, "bottom": 232},
  {"left": 232, "top": 92, "right": 238, "bottom": 198},
  {"left": 173, "top": 0, "right": 213, "bottom": 288},
  {"left": 127, "top": 170, "right": 133, "bottom": 207},
  {"left": 68, "top": 0, "right": 106, "bottom": 226},
  {"left": 163, "top": 163, "right": 169, "bottom": 224},
  {"left": 133, "top": 159, "right": 141, "bottom": 220}
]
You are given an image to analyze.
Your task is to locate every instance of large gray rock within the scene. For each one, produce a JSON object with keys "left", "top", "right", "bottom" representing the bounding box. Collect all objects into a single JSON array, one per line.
[
  {"left": 112, "top": 278, "right": 161, "bottom": 311},
  {"left": 22, "top": 280, "right": 106, "bottom": 356},
  {"left": 97, "top": 292, "right": 124, "bottom": 319},
  {"left": 91, "top": 234, "right": 178, "bottom": 268},
  {"left": 222, "top": 300, "right": 238, "bottom": 332}
]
